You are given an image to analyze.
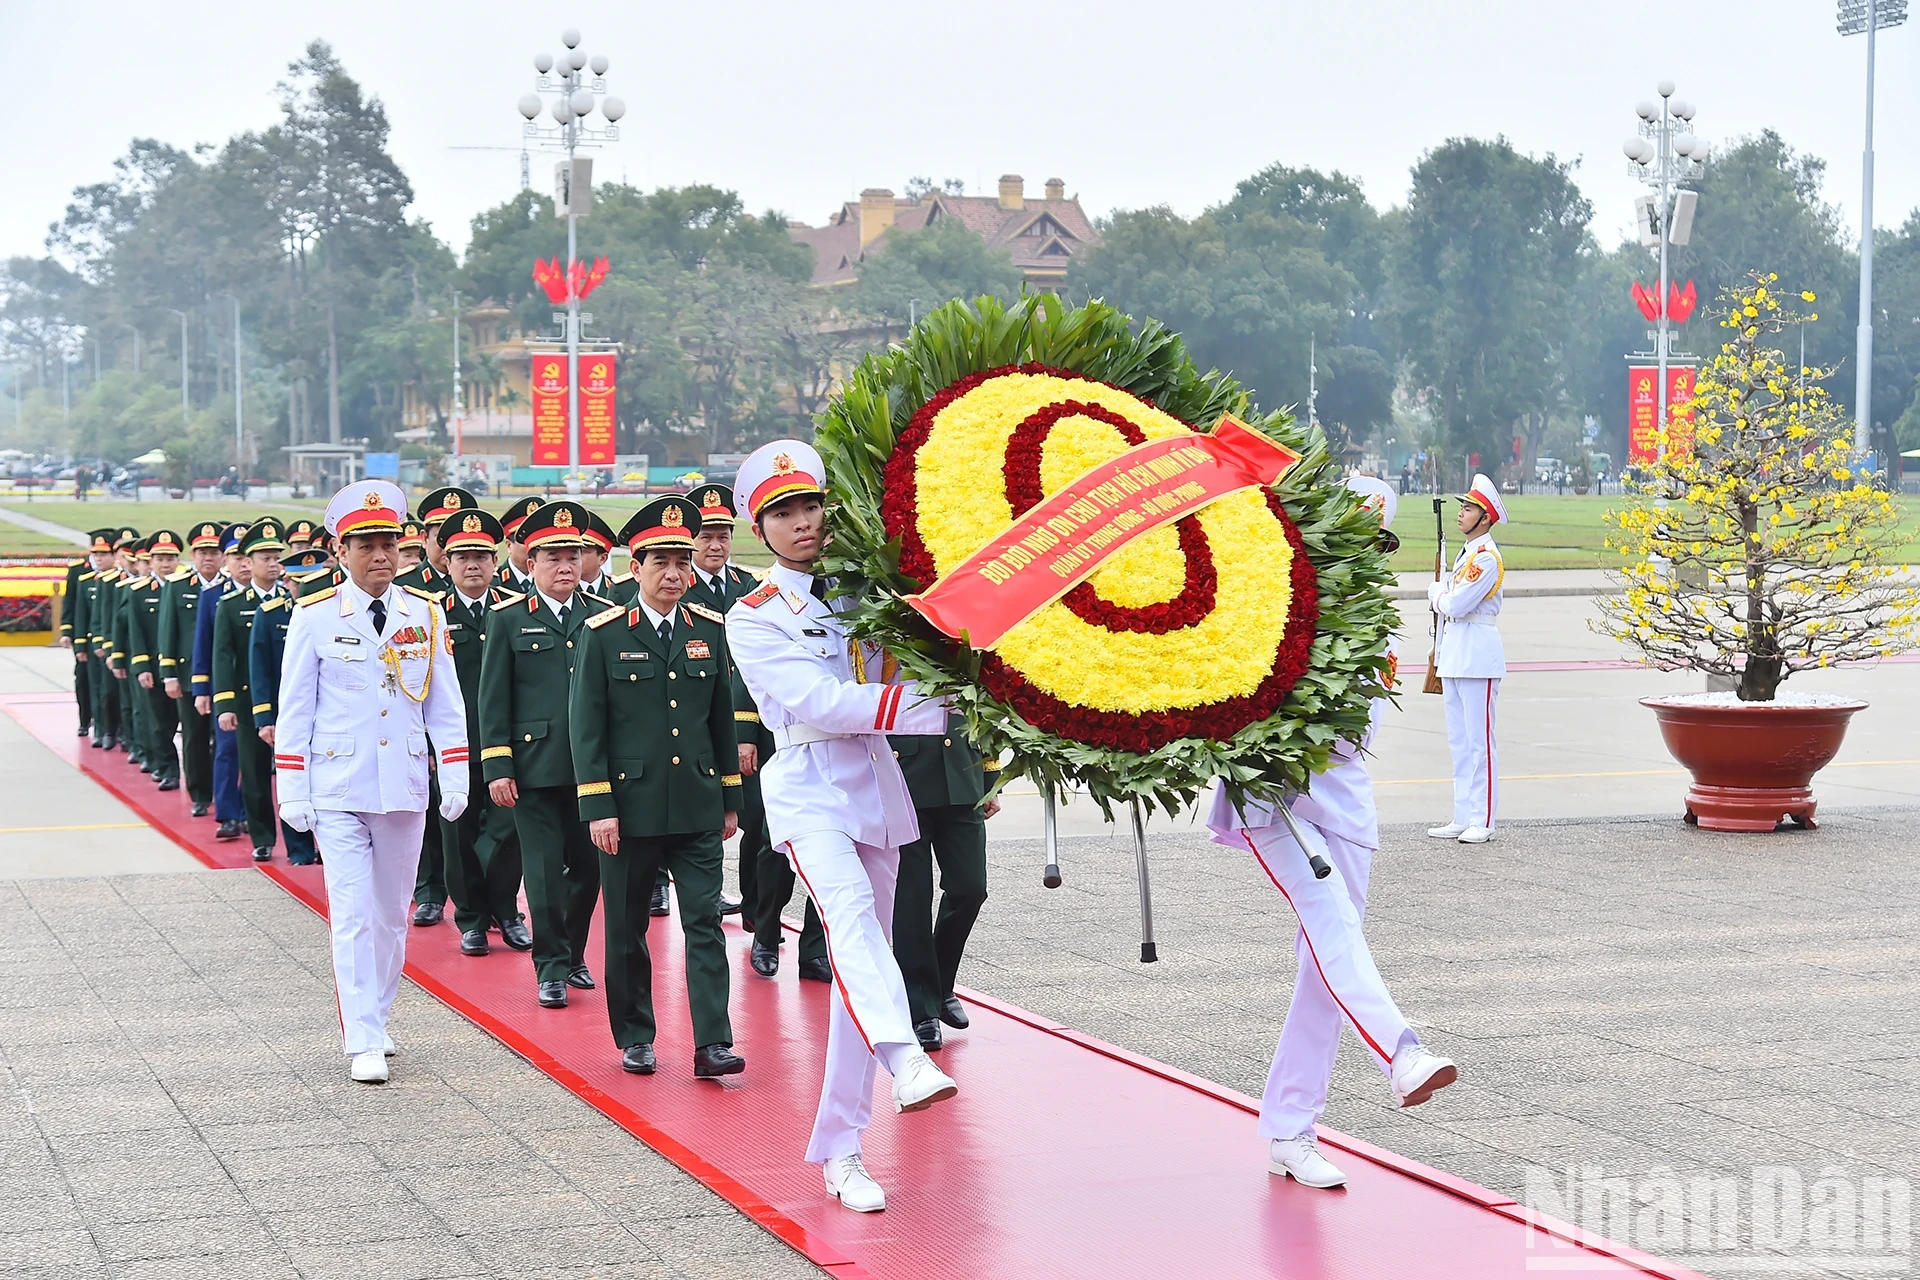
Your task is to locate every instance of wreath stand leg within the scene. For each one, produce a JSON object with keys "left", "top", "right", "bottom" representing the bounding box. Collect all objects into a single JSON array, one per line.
[
  {"left": 1130, "top": 800, "right": 1158, "bottom": 964},
  {"left": 1041, "top": 783, "right": 1062, "bottom": 889}
]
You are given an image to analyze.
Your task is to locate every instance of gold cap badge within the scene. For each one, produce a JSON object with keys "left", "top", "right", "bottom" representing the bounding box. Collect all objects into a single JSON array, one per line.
[
  {"left": 554, "top": 508, "right": 574, "bottom": 527},
  {"left": 463, "top": 513, "right": 483, "bottom": 533},
  {"left": 363, "top": 492, "right": 384, "bottom": 509},
  {"left": 663, "top": 505, "right": 684, "bottom": 528},
  {"left": 773, "top": 452, "right": 796, "bottom": 475}
]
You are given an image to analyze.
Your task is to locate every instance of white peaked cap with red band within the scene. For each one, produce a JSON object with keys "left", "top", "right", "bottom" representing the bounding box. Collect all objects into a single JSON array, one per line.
[
  {"left": 735, "top": 438, "right": 826, "bottom": 520},
  {"left": 1344, "top": 474, "right": 1398, "bottom": 530},
  {"left": 1463, "top": 473, "right": 1507, "bottom": 526},
  {"left": 325, "top": 479, "right": 409, "bottom": 538}
]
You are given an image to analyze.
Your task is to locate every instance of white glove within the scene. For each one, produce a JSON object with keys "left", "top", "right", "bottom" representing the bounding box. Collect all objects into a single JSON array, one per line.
[
  {"left": 280, "top": 801, "right": 315, "bottom": 833},
  {"left": 1426, "top": 581, "right": 1443, "bottom": 606},
  {"left": 439, "top": 790, "right": 469, "bottom": 822}
]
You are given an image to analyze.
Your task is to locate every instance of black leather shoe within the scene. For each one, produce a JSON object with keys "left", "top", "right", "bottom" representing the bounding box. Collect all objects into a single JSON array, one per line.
[
  {"left": 215, "top": 820, "right": 243, "bottom": 841},
  {"left": 251, "top": 847, "right": 273, "bottom": 863},
  {"left": 412, "top": 902, "right": 443, "bottom": 926},
  {"left": 139, "top": 762, "right": 153, "bottom": 775},
  {"left": 940, "top": 995, "right": 970, "bottom": 1030},
  {"left": 719, "top": 895, "right": 742, "bottom": 916},
  {"left": 498, "top": 916, "right": 533, "bottom": 951},
  {"left": 915, "top": 1019, "right": 944, "bottom": 1052},
  {"left": 537, "top": 981, "right": 568, "bottom": 1009},
  {"left": 621, "top": 1043, "right": 656, "bottom": 1074},
  {"left": 157, "top": 777, "right": 179, "bottom": 792},
  {"left": 89, "top": 733, "right": 104, "bottom": 749},
  {"left": 797, "top": 957, "right": 832, "bottom": 984},
  {"left": 693, "top": 1043, "right": 745, "bottom": 1078},
  {"left": 77, "top": 724, "right": 89, "bottom": 738},
  {"left": 101, "top": 734, "right": 116, "bottom": 750},
  {"left": 749, "top": 942, "right": 779, "bottom": 978},
  {"left": 460, "top": 929, "right": 490, "bottom": 956},
  {"left": 565, "top": 964, "right": 595, "bottom": 990},
  {"left": 649, "top": 883, "right": 671, "bottom": 917},
  {"left": 191, "top": 802, "right": 209, "bottom": 818}
]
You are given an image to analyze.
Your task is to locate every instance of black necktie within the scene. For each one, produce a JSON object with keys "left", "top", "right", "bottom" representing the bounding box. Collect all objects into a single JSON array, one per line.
[
  {"left": 369, "top": 598, "right": 387, "bottom": 636},
  {"left": 557, "top": 602, "right": 571, "bottom": 629},
  {"left": 657, "top": 619, "right": 672, "bottom": 646},
  {"left": 810, "top": 576, "right": 830, "bottom": 602}
]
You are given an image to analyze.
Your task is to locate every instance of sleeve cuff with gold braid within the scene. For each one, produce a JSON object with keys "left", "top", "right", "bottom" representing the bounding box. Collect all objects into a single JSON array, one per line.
[
  {"left": 252, "top": 703, "right": 273, "bottom": 715},
  {"left": 577, "top": 781, "right": 612, "bottom": 798},
  {"left": 720, "top": 774, "right": 743, "bottom": 787},
  {"left": 734, "top": 710, "right": 760, "bottom": 723},
  {"left": 212, "top": 691, "right": 234, "bottom": 703},
  {"left": 160, "top": 657, "right": 177, "bottom": 668},
  {"left": 481, "top": 746, "right": 515, "bottom": 762}
]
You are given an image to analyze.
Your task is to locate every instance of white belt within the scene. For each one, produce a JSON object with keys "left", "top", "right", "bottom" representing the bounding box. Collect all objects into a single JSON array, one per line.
[{"left": 773, "top": 723, "right": 854, "bottom": 750}]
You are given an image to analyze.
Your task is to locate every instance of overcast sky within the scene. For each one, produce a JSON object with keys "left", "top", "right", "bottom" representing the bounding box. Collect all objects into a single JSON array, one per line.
[{"left": 3, "top": 0, "right": 1916, "bottom": 271}]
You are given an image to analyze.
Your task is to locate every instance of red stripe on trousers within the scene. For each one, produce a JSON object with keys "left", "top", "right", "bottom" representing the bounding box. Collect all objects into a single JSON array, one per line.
[
  {"left": 1242, "top": 830, "right": 1394, "bottom": 1065},
  {"left": 785, "top": 842, "right": 874, "bottom": 1054},
  {"left": 1483, "top": 682, "right": 1494, "bottom": 828}
]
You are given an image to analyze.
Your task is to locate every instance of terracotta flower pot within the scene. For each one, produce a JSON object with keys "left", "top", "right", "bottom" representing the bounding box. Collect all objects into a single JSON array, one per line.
[{"left": 1640, "top": 695, "right": 1868, "bottom": 832}]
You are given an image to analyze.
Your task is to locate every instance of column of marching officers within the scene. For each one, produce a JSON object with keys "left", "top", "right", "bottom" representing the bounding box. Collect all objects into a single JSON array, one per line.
[{"left": 61, "top": 452, "right": 1498, "bottom": 1213}]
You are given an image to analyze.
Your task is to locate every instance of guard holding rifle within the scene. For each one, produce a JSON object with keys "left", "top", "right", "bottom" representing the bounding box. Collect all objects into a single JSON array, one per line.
[
  {"left": 571, "top": 496, "right": 744, "bottom": 1079},
  {"left": 1426, "top": 473, "right": 1508, "bottom": 845}
]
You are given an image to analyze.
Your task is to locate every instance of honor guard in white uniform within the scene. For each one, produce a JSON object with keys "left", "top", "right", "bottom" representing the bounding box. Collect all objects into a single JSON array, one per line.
[
  {"left": 724, "top": 440, "right": 957, "bottom": 1215},
  {"left": 1426, "top": 473, "right": 1507, "bottom": 844},
  {"left": 275, "top": 481, "right": 470, "bottom": 1084},
  {"left": 1207, "top": 477, "right": 1457, "bottom": 1188}
]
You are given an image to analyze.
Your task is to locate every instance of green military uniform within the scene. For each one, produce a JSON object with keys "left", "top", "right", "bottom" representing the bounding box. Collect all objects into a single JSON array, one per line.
[
  {"left": 420, "top": 493, "right": 526, "bottom": 946},
  {"left": 76, "top": 558, "right": 120, "bottom": 748},
  {"left": 213, "top": 520, "right": 290, "bottom": 856},
  {"left": 572, "top": 497, "right": 741, "bottom": 1059},
  {"left": 159, "top": 522, "right": 226, "bottom": 809},
  {"left": 110, "top": 558, "right": 148, "bottom": 768},
  {"left": 69, "top": 534, "right": 116, "bottom": 748},
  {"left": 478, "top": 500, "right": 605, "bottom": 996},
  {"left": 125, "top": 533, "right": 185, "bottom": 788},
  {"left": 61, "top": 552, "right": 95, "bottom": 737},
  {"left": 106, "top": 529, "right": 142, "bottom": 759},
  {"left": 890, "top": 713, "right": 997, "bottom": 1029}
]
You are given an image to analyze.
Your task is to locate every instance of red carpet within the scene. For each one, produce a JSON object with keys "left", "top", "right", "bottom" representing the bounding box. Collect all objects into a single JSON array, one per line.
[{"left": 7, "top": 690, "right": 1705, "bottom": 1280}]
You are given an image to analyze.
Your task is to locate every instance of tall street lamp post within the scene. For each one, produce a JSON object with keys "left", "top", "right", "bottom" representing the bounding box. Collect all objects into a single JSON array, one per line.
[
  {"left": 217, "top": 294, "right": 242, "bottom": 472},
  {"left": 1624, "top": 83, "right": 1707, "bottom": 460},
  {"left": 517, "top": 28, "right": 625, "bottom": 483},
  {"left": 166, "top": 309, "right": 189, "bottom": 437},
  {"left": 1838, "top": 0, "right": 1909, "bottom": 459}
]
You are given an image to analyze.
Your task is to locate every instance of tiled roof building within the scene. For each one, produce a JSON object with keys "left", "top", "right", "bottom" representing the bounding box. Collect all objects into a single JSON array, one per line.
[{"left": 788, "top": 175, "right": 1096, "bottom": 290}]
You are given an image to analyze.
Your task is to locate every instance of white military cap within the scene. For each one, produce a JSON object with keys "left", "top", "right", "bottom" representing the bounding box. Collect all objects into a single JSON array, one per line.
[
  {"left": 1463, "top": 472, "right": 1508, "bottom": 526},
  {"left": 325, "top": 480, "right": 409, "bottom": 539},
  {"left": 735, "top": 439, "right": 826, "bottom": 521},
  {"left": 1344, "top": 474, "right": 1398, "bottom": 529}
]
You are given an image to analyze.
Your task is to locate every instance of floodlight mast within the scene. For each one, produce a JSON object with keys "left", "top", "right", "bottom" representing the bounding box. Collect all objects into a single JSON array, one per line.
[
  {"left": 1838, "top": 0, "right": 1908, "bottom": 459},
  {"left": 1624, "top": 84, "right": 1706, "bottom": 461}
]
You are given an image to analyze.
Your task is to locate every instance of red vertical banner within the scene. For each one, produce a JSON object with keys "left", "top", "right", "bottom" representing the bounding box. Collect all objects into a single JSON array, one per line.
[
  {"left": 530, "top": 353, "right": 569, "bottom": 467},
  {"left": 1665, "top": 365, "right": 1697, "bottom": 463},
  {"left": 1627, "top": 366, "right": 1659, "bottom": 465},
  {"left": 579, "top": 354, "right": 617, "bottom": 466}
]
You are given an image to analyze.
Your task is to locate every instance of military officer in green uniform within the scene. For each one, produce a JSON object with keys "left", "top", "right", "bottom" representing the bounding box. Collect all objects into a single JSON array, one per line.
[
  {"left": 496, "top": 496, "right": 544, "bottom": 592},
  {"left": 80, "top": 530, "right": 128, "bottom": 749},
  {"left": 69, "top": 531, "right": 115, "bottom": 748},
  {"left": 890, "top": 714, "right": 1000, "bottom": 1050},
  {"left": 214, "top": 519, "right": 291, "bottom": 862},
  {"left": 160, "top": 522, "right": 226, "bottom": 815},
  {"left": 578, "top": 510, "right": 618, "bottom": 600},
  {"left": 479, "top": 500, "right": 609, "bottom": 1007},
  {"left": 573, "top": 496, "right": 744, "bottom": 1078},
  {"left": 60, "top": 537, "right": 105, "bottom": 739},
  {"left": 284, "top": 518, "right": 318, "bottom": 553},
  {"left": 247, "top": 548, "right": 327, "bottom": 865},
  {"left": 109, "top": 535, "right": 150, "bottom": 770},
  {"left": 395, "top": 493, "right": 463, "bottom": 924},
  {"left": 127, "top": 530, "right": 186, "bottom": 790}
]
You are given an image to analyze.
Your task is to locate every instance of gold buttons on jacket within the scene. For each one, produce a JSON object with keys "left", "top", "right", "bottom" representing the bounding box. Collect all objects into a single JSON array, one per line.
[
  {"left": 380, "top": 738, "right": 388, "bottom": 746},
  {"left": 566, "top": 640, "right": 573, "bottom": 648},
  {"left": 668, "top": 671, "right": 677, "bottom": 680},
  {"left": 524, "top": 733, "right": 533, "bottom": 742},
  {"left": 671, "top": 756, "right": 680, "bottom": 765},
  {"left": 629, "top": 674, "right": 637, "bottom": 681},
  {"left": 668, "top": 699, "right": 677, "bottom": 708},
  {"left": 944, "top": 738, "right": 952, "bottom": 746},
  {"left": 671, "top": 728, "right": 679, "bottom": 737}
]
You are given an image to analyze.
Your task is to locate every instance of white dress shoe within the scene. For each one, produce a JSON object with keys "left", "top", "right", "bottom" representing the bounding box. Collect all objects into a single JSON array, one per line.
[
  {"left": 1269, "top": 1134, "right": 1347, "bottom": 1188},
  {"left": 349, "top": 1050, "right": 389, "bottom": 1084},
  {"left": 382, "top": 1032, "right": 397, "bottom": 1057},
  {"left": 1390, "top": 1045, "right": 1457, "bottom": 1108},
  {"left": 823, "top": 1154, "right": 886, "bottom": 1212},
  {"left": 890, "top": 1052, "right": 958, "bottom": 1113},
  {"left": 1457, "top": 825, "right": 1494, "bottom": 844},
  {"left": 1426, "top": 822, "right": 1467, "bottom": 839}
]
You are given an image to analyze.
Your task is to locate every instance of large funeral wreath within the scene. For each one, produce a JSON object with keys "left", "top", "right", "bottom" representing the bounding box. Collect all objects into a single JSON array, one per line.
[{"left": 816, "top": 294, "right": 1397, "bottom": 817}]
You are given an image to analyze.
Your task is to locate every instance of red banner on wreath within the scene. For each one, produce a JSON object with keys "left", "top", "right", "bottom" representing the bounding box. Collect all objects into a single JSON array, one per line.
[
  {"left": 579, "top": 354, "right": 616, "bottom": 466},
  {"left": 530, "top": 353, "right": 569, "bottom": 466},
  {"left": 905, "top": 416, "right": 1301, "bottom": 649},
  {"left": 1627, "top": 366, "right": 1698, "bottom": 466}
]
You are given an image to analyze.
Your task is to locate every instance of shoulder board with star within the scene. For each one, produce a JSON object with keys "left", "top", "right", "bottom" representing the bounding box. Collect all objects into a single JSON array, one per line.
[
  {"left": 168, "top": 567, "right": 193, "bottom": 582},
  {"left": 78, "top": 571, "right": 96, "bottom": 581},
  {"left": 609, "top": 572, "right": 632, "bottom": 586},
  {"left": 401, "top": 584, "right": 439, "bottom": 603},
  {"left": 741, "top": 582, "right": 780, "bottom": 609},
  {"left": 578, "top": 589, "right": 615, "bottom": 610},
  {"left": 585, "top": 604, "right": 626, "bottom": 630},
  {"left": 298, "top": 587, "right": 337, "bottom": 607},
  {"left": 684, "top": 602, "right": 725, "bottom": 625},
  {"left": 259, "top": 596, "right": 288, "bottom": 613},
  {"left": 490, "top": 592, "right": 527, "bottom": 612}
]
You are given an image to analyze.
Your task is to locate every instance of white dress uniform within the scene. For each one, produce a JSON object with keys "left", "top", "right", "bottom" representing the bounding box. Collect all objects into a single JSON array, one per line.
[
  {"left": 275, "top": 482, "right": 469, "bottom": 1067},
  {"left": 725, "top": 442, "right": 951, "bottom": 1178},
  {"left": 1427, "top": 474, "right": 1508, "bottom": 838}
]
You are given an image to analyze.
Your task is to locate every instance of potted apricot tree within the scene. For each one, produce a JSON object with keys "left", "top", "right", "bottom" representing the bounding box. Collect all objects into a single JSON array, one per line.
[{"left": 1596, "top": 275, "right": 1920, "bottom": 831}]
